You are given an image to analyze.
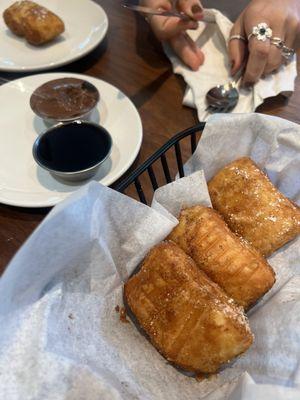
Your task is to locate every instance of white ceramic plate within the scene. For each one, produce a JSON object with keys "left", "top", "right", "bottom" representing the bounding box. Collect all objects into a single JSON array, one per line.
[
  {"left": 0, "top": 73, "right": 143, "bottom": 207},
  {"left": 0, "top": 0, "right": 108, "bottom": 72}
]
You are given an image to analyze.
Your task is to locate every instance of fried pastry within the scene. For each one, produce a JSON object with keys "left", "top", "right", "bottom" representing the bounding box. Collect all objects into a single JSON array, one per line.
[
  {"left": 3, "top": 1, "right": 65, "bottom": 45},
  {"left": 124, "top": 241, "right": 253, "bottom": 374},
  {"left": 208, "top": 157, "right": 300, "bottom": 256},
  {"left": 3, "top": 1, "right": 35, "bottom": 36},
  {"left": 168, "top": 206, "right": 275, "bottom": 309}
]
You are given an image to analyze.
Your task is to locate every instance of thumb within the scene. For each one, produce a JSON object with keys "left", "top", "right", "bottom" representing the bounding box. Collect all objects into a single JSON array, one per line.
[
  {"left": 169, "top": 33, "right": 205, "bottom": 71},
  {"left": 177, "top": 0, "right": 204, "bottom": 21},
  {"left": 228, "top": 14, "right": 247, "bottom": 75},
  {"left": 228, "top": 39, "right": 247, "bottom": 75}
]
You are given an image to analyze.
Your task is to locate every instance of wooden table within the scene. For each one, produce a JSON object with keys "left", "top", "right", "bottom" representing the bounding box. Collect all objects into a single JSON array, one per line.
[{"left": 0, "top": 0, "right": 300, "bottom": 275}]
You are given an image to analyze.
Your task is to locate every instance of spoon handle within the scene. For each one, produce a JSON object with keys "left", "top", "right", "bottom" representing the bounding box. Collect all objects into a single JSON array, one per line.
[
  {"left": 231, "top": 63, "right": 246, "bottom": 85},
  {"left": 122, "top": 4, "right": 192, "bottom": 20}
]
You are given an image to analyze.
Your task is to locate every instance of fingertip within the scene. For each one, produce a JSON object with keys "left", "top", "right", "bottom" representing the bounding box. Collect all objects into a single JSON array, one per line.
[
  {"left": 242, "top": 80, "right": 253, "bottom": 89},
  {"left": 181, "top": 20, "right": 198, "bottom": 30},
  {"left": 192, "top": 12, "right": 203, "bottom": 21},
  {"left": 228, "top": 43, "right": 246, "bottom": 76},
  {"left": 230, "top": 59, "right": 241, "bottom": 76},
  {"left": 190, "top": 5, "right": 203, "bottom": 21},
  {"left": 191, "top": 4, "right": 204, "bottom": 14},
  {"left": 230, "top": 60, "right": 235, "bottom": 76},
  {"left": 197, "top": 48, "right": 205, "bottom": 65},
  {"left": 178, "top": 1, "right": 203, "bottom": 21},
  {"left": 190, "top": 62, "right": 199, "bottom": 71},
  {"left": 169, "top": 31, "right": 204, "bottom": 71},
  {"left": 189, "top": 49, "right": 204, "bottom": 70},
  {"left": 189, "top": 57, "right": 202, "bottom": 71},
  {"left": 242, "top": 71, "right": 255, "bottom": 88}
]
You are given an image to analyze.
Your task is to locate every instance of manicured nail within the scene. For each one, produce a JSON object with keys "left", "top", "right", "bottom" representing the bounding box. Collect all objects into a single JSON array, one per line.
[
  {"left": 242, "top": 81, "right": 253, "bottom": 89},
  {"left": 185, "top": 20, "right": 198, "bottom": 30},
  {"left": 192, "top": 4, "right": 203, "bottom": 13},
  {"left": 230, "top": 60, "right": 235, "bottom": 75},
  {"left": 191, "top": 4, "right": 203, "bottom": 20}
]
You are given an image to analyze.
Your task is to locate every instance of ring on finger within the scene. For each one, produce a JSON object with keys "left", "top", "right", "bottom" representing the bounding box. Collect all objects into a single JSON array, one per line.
[
  {"left": 269, "top": 37, "right": 295, "bottom": 60},
  {"left": 281, "top": 46, "right": 295, "bottom": 60},
  {"left": 270, "top": 37, "right": 285, "bottom": 48},
  {"left": 247, "top": 22, "right": 272, "bottom": 42},
  {"left": 229, "top": 34, "right": 247, "bottom": 42}
]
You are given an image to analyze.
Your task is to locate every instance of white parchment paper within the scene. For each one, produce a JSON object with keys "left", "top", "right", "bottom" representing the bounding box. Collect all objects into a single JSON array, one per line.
[{"left": 0, "top": 113, "right": 300, "bottom": 399}]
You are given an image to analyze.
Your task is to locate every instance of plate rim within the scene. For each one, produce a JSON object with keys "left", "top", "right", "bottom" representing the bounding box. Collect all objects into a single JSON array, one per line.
[
  {"left": 0, "top": 0, "right": 109, "bottom": 73},
  {"left": 0, "top": 72, "right": 143, "bottom": 208}
]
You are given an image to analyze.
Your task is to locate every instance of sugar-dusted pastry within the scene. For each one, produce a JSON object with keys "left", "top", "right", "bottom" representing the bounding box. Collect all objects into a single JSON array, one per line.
[
  {"left": 3, "top": 1, "right": 35, "bottom": 36},
  {"left": 3, "top": 1, "right": 65, "bottom": 45},
  {"left": 168, "top": 206, "right": 275, "bottom": 309},
  {"left": 124, "top": 241, "right": 253, "bottom": 374},
  {"left": 208, "top": 157, "right": 300, "bottom": 256}
]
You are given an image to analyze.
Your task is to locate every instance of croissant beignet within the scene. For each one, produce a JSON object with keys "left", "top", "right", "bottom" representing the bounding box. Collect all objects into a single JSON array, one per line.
[
  {"left": 124, "top": 241, "right": 253, "bottom": 374},
  {"left": 208, "top": 157, "right": 300, "bottom": 256},
  {"left": 168, "top": 206, "right": 275, "bottom": 309},
  {"left": 3, "top": 1, "right": 65, "bottom": 45}
]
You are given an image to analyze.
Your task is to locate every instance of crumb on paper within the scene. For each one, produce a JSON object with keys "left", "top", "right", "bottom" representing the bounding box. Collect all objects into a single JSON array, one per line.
[
  {"left": 120, "top": 307, "right": 129, "bottom": 324},
  {"left": 196, "top": 372, "right": 216, "bottom": 381},
  {"left": 68, "top": 313, "right": 74, "bottom": 320},
  {"left": 207, "top": 373, "right": 218, "bottom": 381},
  {"left": 115, "top": 305, "right": 129, "bottom": 323},
  {"left": 196, "top": 373, "right": 206, "bottom": 382}
]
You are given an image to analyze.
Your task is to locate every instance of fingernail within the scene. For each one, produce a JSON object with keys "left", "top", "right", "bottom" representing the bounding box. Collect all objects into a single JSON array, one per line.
[
  {"left": 242, "top": 81, "right": 253, "bottom": 89},
  {"left": 191, "top": 4, "right": 203, "bottom": 20},
  {"left": 230, "top": 60, "right": 236, "bottom": 76},
  {"left": 186, "top": 20, "right": 198, "bottom": 30}
]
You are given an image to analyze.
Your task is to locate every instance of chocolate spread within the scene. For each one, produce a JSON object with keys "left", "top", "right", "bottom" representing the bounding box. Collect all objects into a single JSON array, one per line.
[{"left": 30, "top": 78, "right": 99, "bottom": 120}]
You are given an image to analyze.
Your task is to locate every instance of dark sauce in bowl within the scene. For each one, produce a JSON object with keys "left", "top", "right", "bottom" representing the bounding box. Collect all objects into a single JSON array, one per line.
[{"left": 33, "top": 121, "right": 112, "bottom": 174}]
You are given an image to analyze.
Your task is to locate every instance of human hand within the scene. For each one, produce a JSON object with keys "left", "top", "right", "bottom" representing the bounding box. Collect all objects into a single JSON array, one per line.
[
  {"left": 142, "top": 0, "right": 205, "bottom": 70},
  {"left": 229, "top": 0, "right": 300, "bottom": 85}
]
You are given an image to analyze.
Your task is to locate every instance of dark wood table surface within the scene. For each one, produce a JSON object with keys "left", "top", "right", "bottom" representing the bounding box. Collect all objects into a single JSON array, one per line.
[{"left": 1, "top": 0, "right": 300, "bottom": 275}]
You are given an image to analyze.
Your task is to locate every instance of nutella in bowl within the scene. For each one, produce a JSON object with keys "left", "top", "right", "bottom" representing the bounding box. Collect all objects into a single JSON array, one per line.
[{"left": 30, "top": 77, "right": 100, "bottom": 124}]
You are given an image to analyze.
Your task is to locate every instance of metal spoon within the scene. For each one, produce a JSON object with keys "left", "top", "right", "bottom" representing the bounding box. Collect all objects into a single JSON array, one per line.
[
  {"left": 206, "top": 66, "right": 245, "bottom": 113},
  {"left": 122, "top": 4, "right": 192, "bottom": 20},
  {"left": 122, "top": 4, "right": 214, "bottom": 23}
]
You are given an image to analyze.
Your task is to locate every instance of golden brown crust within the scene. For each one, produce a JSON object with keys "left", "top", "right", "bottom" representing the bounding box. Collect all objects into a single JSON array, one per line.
[
  {"left": 3, "top": 1, "right": 64, "bottom": 45},
  {"left": 124, "top": 241, "right": 253, "bottom": 374},
  {"left": 168, "top": 206, "right": 275, "bottom": 309},
  {"left": 3, "top": 1, "right": 35, "bottom": 36},
  {"left": 208, "top": 157, "right": 300, "bottom": 257}
]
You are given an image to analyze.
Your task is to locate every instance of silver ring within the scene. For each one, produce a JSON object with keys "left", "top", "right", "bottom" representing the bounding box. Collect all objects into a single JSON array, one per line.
[
  {"left": 247, "top": 22, "right": 272, "bottom": 42},
  {"left": 269, "top": 37, "right": 295, "bottom": 59},
  {"left": 270, "top": 37, "right": 285, "bottom": 48},
  {"left": 229, "top": 34, "right": 246, "bottom": 42},
  {"left": 281, "top": 46, "right": 295, "bottom": 60}
]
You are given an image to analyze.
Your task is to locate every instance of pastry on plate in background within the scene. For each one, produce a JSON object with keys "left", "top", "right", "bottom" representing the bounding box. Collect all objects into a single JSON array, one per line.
[{"left": 3, "top": 1, "right": 65, "bottom": 45}]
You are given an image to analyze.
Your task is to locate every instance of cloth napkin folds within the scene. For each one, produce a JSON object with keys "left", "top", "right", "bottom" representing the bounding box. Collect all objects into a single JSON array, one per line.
[{"left": 164, "top": 9, "right": 297, "bottom": 121}]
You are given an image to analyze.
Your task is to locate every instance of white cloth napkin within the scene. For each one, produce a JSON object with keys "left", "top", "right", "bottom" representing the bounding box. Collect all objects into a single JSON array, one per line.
[{"left": 164, "top": 9, "right": 297, "bottom": 121}]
